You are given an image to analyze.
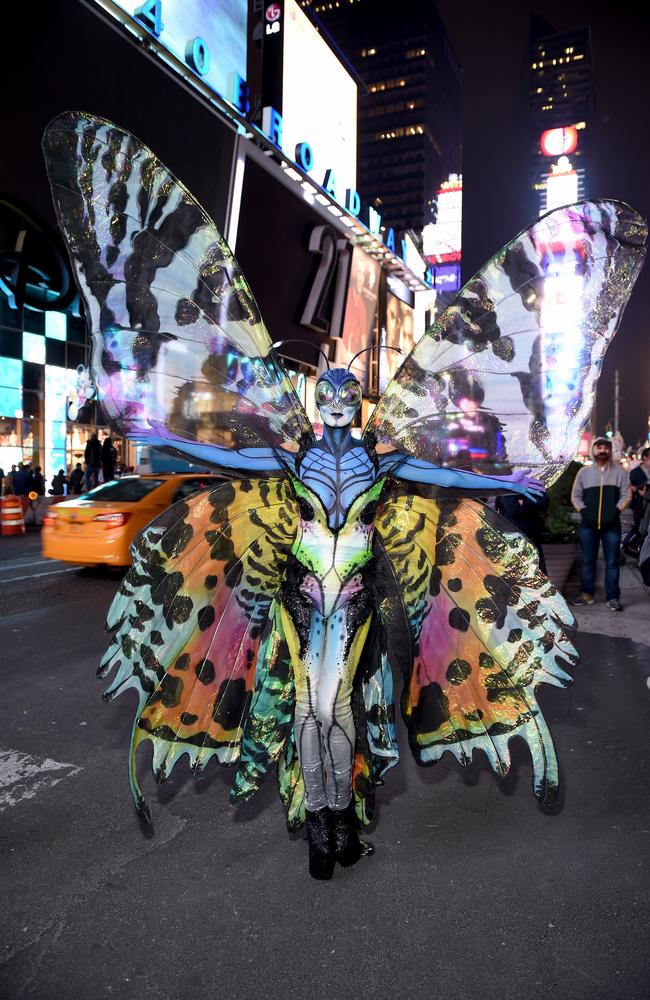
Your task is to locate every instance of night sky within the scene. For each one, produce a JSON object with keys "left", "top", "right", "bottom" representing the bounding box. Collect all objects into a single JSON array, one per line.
[{"left": 437, "top": 0, "right": 650, "bottom": 446}]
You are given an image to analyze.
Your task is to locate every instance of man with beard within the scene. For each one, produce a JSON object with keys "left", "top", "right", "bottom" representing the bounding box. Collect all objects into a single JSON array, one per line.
[{"left": 571, "top": 436, "right": 631, "bottom": 611}]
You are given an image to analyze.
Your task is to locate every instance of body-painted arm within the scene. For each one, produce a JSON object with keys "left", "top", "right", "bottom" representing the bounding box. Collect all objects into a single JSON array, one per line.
[
  {"left": 142, "top": 424, "right": 289, "bottom": 474},
  {"left": 378, "top": 452, "right": 544, "bottom": 501}
]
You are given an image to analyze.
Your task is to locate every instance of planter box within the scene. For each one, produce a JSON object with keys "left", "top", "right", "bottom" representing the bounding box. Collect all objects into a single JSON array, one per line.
[{"left": 542, "top": 542, "right": 578, "bottom": 591}]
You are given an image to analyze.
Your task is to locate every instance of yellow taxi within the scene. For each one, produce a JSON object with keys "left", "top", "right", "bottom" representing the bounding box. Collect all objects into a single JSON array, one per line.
[{"left": 42, "top": 473, "right": 224, "bottom": 567}]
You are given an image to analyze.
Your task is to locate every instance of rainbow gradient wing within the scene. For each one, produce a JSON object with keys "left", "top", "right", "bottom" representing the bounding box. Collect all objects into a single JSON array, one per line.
[
  {"left": 366, "top": 201, "right": 646, "bottom": 485},
  {"left": 375, "top": 485, "right": 578, "bottom": 803},
  {"left": 99, "top": 477, "right": 298, "bottom": 819},
  {"left": 43, "top": 112, "right": 313, "bottom": 455}
]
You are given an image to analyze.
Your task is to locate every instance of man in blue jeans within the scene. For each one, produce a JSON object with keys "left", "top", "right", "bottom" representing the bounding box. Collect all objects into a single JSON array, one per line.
[{"left": 571, "top": 436, "right": 631, "bottom": 611}]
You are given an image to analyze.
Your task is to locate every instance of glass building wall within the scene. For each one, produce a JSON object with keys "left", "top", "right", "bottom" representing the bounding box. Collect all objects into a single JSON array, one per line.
[{"left": 0, "top": 296, "right": 129, "bottom": 487}]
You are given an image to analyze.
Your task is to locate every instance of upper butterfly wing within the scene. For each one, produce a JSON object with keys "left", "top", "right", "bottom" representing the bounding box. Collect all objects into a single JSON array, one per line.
[
  {"left": 366, "top": 200, "right": 646, "bottom": 484},
  {"left": 42, "top": 111, "right": 314, "bottom": 456}
]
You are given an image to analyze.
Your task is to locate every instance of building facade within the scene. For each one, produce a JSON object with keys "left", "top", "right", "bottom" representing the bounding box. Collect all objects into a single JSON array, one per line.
[
  {"left": 298, "top": 0, "right": 462, "bottom": 237},
  {"left": 528, "top": 22, "right": 593, "bottom": 216},
  {"left": 0, "top": 0, "right": 431, "bottom": 483}
]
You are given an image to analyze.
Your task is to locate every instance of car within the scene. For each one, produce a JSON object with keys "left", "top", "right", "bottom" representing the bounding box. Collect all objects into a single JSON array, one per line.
[{"left": 42, "top": 473, "right": 225, "bottom": 567}]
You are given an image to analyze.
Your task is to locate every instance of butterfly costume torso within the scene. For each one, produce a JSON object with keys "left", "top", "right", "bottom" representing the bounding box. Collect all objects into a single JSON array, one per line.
[{"left": 42, "top": 111, "right": 646, "bottom": 831}]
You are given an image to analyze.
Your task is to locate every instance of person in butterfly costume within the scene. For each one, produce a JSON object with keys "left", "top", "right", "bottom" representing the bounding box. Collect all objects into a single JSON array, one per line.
[{"left": 43, "top": 112, "right": 646, "bottom": 880}]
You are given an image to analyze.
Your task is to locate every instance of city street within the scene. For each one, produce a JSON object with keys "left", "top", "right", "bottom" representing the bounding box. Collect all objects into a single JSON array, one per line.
[{"left": 1, "top": 532, "right": 648, "bottom": 1000}]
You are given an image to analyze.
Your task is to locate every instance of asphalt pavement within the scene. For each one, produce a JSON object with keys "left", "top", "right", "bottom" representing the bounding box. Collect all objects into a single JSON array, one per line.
[{"left": 0, "top": 530, "right": 649, "bottom": 1000}]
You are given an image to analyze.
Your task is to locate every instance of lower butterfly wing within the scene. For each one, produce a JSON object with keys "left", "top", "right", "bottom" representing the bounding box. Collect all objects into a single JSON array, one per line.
[
  {"left": 375, "top": 484, "right": 578, "bottom": 803},
  {"left": 366, "top": 201, "right": 646, "bottom": 485},
  {"left": 100, "top": 476, "right": 298, "bottom": 819}
]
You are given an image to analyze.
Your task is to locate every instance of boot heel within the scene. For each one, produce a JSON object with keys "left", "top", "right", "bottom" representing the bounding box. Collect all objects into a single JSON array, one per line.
[
  {"left": 305, "top": 807, "right": 335, "bottom": 881},
  {"left": 309, "top": 852, "right": 335, "bottom": 880},
  {"left": 331, "top": 801, "right": 374, "bottom": 868}
]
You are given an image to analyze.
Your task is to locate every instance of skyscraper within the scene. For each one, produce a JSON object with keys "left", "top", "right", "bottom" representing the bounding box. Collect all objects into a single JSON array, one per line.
[
  {"left": 528, "top": 22, "right": 593, "bottom": 216},
  {"left": 299, "top": 0, "right": 461, "bottom": 238}
]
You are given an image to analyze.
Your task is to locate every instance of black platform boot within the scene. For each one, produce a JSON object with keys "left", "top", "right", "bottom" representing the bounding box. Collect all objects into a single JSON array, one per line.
[
  {"left": 330, "top": 801, "right": 374, "bottom": 868},
  {"left": 305, "top": 807, "right": 335, "bottom": 881}
]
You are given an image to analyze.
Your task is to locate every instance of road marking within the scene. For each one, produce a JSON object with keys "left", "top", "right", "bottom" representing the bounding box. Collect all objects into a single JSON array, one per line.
[
  {"left": 0, "top": 558, "right": 64, "bottom": 571},
  {"left": 0, "top": 748, "right": 81, "bottom": 812},
  {"left": 0, "top": 567, "right": 80, "bottom": 584}
]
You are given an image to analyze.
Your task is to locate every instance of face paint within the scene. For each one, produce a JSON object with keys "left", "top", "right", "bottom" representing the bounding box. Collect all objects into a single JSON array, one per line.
[{"left": 315, "top": 371, "right": 362, "bottom": 428}]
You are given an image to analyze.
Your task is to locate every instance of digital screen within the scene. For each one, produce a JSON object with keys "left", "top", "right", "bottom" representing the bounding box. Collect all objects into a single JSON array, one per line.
[
  {"left": 423, "top": 174, "right": 463, "bottom": 263},
  {"left": 282, "top": 0, "right": 357, "bottom": 198},
  {"left": 544, "top": 158, "right": 579, "bottom": 213},
  {"left": 23, "top": 332, "right": 46, "bottom": 364},
  {"left": 0, "top": 357, "right": 22, "bottom": 417},
  {"left": 431, "top": 264, "right": 461, "bottom": 294},
  {"left": 44, "top": 365, "right": 72, "bottom": 484},
  {"left": 105, "top": 0, "right": 248, "bottom": 107},
  {"left": 337, "top": 247, "right": 380, "bottom": 389},
  {"left": 45, "top": 311, "right": 67, "bottom": 341},
  {"left": 380, "top": 293, "right": 415, "bottom": 391}
]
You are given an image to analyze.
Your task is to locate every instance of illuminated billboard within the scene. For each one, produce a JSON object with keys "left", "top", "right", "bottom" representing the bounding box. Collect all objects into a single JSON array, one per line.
[
  {"left": 379, "top": 293, "right": 416, "bottom": 391},
  {"left": 337, "top": 247, "right": 380, "bottom": 389},
  {"left": 103, "top": 0, "right": 248, "bottom": 108},
  {"left": 536, "top": 122, "right": 586, "bottom": 216},
  {"left": 282, "top": 0, "right": 357, "bottom": 197},
  {"left": 545, "top": 156, "right": 579, "bottom": 212},
  {"left": 430, "top": 264, "right": 461, "bottom": 294},
  {"left": 423, "top": 174, "right": 462, "bottom": 263},
  {"left": 540, "top": 126, "right": 578, "bottom": 157}
]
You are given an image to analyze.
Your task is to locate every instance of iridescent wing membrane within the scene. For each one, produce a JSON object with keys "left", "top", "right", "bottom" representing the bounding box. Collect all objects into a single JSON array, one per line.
[
  {"left": 366, "top": 201, "right": 646, "bottom": 484},
  {"left": 376, "top": 485, "right": 578, "bottom": 803},
  {"left": 42, "top": 111, "right": 313, "bottom": 455}
]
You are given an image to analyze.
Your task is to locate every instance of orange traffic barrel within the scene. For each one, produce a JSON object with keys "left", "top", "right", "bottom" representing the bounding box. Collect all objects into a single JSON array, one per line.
[{"left": 1, "top": 495, "right": 26, "bottom": 535}]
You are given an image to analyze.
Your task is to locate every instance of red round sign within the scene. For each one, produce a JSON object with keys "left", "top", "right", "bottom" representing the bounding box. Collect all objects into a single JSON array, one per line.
[
  {"left": 266, "top": 4, "right": 281, "bottom": 21},
  {"left": 540, "top": 126, "right": 578, "bottom": 157}
]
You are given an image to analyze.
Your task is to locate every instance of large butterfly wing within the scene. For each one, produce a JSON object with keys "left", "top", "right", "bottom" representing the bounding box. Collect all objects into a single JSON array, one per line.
[
  {"left": 375, "top": 485, "right": 578, "bottom": 803},
  {"left": 366, "top": 201, "right": 646, "bottom": 484},
  {"left": 42, "top": 111, "right": 314, "bottom": 456},
  {"left": 99, "top": 477, "right": 299, "bottom": 819}
]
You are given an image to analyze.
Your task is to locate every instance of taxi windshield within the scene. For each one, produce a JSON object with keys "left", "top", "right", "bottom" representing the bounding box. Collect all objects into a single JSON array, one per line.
[{"left": 82, "top": 478, "right": 165, "bottom": 502}]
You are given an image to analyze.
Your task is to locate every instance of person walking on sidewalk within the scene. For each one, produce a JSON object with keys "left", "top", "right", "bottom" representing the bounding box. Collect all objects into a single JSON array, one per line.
[
  {"left": 571, "top": 436, "right": 631, "bottom": 611},
  {"left": 622, "top": 446, "right": 650, "bottom": 554},
  {"left": 84, "top": 433, "right": 101, "bottom": 491}
]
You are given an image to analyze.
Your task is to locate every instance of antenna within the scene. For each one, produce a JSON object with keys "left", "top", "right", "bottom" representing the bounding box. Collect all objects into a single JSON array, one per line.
[
  {"left": 272, "top": 339, "right": 331, "bottom": 370},
  {"left": 347, "top": 345, "right": 402, "bottom": 371}
]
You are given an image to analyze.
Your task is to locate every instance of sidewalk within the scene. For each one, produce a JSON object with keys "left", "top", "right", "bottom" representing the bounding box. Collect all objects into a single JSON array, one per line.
[{"left": 564, "top": 553, "right": 650, "bottom": 647}]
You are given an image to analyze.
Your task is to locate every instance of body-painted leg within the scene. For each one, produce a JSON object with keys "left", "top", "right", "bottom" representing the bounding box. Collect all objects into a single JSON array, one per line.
[{"left": 285, "top": 595, "right": 373, "bottom": 811}]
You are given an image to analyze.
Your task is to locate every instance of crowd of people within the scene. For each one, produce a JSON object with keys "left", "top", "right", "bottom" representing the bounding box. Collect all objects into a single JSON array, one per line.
[{"left": 0, "top": 434, "right": 125, "bottom": 498}]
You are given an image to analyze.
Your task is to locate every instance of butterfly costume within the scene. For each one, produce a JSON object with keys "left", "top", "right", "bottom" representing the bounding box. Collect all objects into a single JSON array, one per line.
[{"left": 43, "top": 112, "right": 646, "bottom": 878}]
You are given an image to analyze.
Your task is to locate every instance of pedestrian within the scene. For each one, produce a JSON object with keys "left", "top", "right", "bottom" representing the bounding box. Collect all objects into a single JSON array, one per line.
[
  {"left": 50, "top": 469, "right": 68, "bottom": 495},
  {"left": 12, "top": 462, "right": 32, "bottom": 496},
  {"left": 32, "top": 465, "right": 46, "bottom": 496},
  {"left": 84, "top": 433, "right": 101, "bottom": 490},
  {"left": 69, "top": 462, "right": 84, "bottom": 494},
  {"left": 622, "top": 446, "right": 650, "bottom": 555},
  {"left": 496, "top": 490, "right": 550, "bottom": 573},
  {"left": 571, "top": 436, "right": 631, "bottom": 611},
  {"left": 101, "top": 435, "right": 117, "bottom": 483},
  {"left": 4, "top": 464, "right": 17, "bottom": 495},
  {"left": 639, "top": 529, "right": 650, "bottom": 587}
]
